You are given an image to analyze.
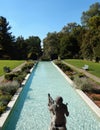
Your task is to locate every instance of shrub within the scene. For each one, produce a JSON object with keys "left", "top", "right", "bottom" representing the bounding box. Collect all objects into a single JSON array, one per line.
[
  {"left": 41, "top": 56, "right": 51, "bottom": 61},
  {"left": 0, "top": 81, "right": 20, "bottom": 95},
  {"left": 77, "top": 73, "right": 85, "bottom": 78},
  {"left": 21, "top": 66, "right": 30, "bottom": 73},
  {"left": 26, "top": 62, "right": 34, "bottom": 69},
  {"left": 74, "top": 76, "right": 82, "bottom": 89},
  {"left": 0, "top": 104, "right": 6, "bottom": 115},
  {"left": 56, "top": 62, "right": 72, "bottom": 72},
  {"left": 13, "top": 74, "right": 25, "bottom": 84},
  {"left": 81, "top": 79, "right": 93, "bottom": 92},
  {"left": 0, "top": 95, "right": 12, "bottom": 105},
  {"left": 3, "top": 66, "right": 11, "bottom": 73},
  {"left": 0, "top": 98, "right": 11, "bottom": 115},
  {"left": 74, "top": 76, "right": 93, "bottom": 92},
  {"left": 21, "top": 62, "right": 34, "bottom": 73},
  {"left": 5, "top": 73, "right": 17, "bottom": 81}
]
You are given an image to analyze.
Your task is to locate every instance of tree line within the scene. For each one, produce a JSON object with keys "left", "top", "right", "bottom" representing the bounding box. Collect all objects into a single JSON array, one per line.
[
  {"left": 0, "top": 16, "right": 42, "bottom": 60},
  {"left": 43, "top": 2, "right": 100, "bottom": 62},
  {"left": 0, "top": 2, "right": 100, "bottom": 61}
]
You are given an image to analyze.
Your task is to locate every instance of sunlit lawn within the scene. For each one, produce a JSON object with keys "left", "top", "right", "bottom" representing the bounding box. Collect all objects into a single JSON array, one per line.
[
  {"left": 0, "top": 60, "right": 25, "bottom": 76},
  {"left": 64, "top": 59, "right": 100, "bottom": 78}
]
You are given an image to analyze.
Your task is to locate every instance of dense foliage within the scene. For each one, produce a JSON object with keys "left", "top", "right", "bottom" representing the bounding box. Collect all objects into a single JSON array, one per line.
[
  {"left": 0, "top": 2, "right": 100, "bottom": 61},
  {"left": 0, "top": 16, "right": 15, "bottom": 59},
  {"left": 43, "top": 2, "right": 100, "bottom": 62},
  {"left": 0, "top": 17, "right": 42, "bottom": 60},
  {"left": 0, "top": 61, "right": 35, "bottom": 115}
]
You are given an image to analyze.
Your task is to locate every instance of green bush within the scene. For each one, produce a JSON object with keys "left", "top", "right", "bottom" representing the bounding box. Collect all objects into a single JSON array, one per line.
[
  {"left": 0, "top": 101, "right": 9, "bottom": 115},
  {"left": 0, "top": 81, "right": 20, "bottom": 95},
  {"left": 0, "top": 104, "right": 6, "bottom": 115},
  {"left": 21, "top": 65, "right": 29, "bottom": 72},
  {"left": 21, "top": 62, "right": 34, "bottom": 73},
  {"left": 74, "top": 76, "right": 93, "bottom": 92},
  {"left": 56, "top": 62, "right": 72, "bottom": 72},
  {"left": 13, "top": 74, "right": 25, "bottom": 83},
  {"left": 26, "top": 62, "right": 34, "bottom": 69},
  {"left": 77, "top": 73, "right": 85, "bottom": 78},
  {"left": 74, "top": 76, "right": 82, "bottom": 88},
  {"left": 5, "top": 73, "right": 17, "bottom": 81},
  {"left": 3, "top": 66, "right": 11, "bottom": 73},
  {"left": 81, "top": 79, "right": 92, "bottom": 92},
  {"left": 0, "top": 95, "right": 12, "bottom": 105}
]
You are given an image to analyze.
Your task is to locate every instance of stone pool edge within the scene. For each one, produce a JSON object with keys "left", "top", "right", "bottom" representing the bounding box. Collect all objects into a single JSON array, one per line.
[
  {"left": 52, "top": 61, "right": 100, "bottom": 118},
  {"left": 0, "top": 63, "right": 37, "bottom": 129}
]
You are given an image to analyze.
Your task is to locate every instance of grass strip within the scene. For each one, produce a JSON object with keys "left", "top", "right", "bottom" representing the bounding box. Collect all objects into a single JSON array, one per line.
[
  {"left": 64, "top": 59, "right": 100, "bottom": 78},
  {"left": 0, "top": 60, "right": 25, "bottom": 76}
]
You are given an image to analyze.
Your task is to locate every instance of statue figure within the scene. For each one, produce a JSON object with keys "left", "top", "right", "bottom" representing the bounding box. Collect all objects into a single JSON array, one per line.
[{"left": 48, "top": 94, "right": 69, "bottom": 130}]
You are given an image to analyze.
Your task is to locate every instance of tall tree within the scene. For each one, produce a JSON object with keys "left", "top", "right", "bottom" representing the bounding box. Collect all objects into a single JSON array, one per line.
[
  {"left": 0, "top": 16, "right": 14, "bottom": 59},
  {"left": 43, "top": 32, "right": 59, "bottom": 60},
  {"left": 62, "top": 22, "right": 78, "bottom": 33},
  {"left": 15, "top": 36, "right": 27, "bottom": 59},
  {"left": 81, "top": 2, "right": 100, "bottom": 26},
  {"left": 26, "top": 36, "right": 42, "bottom": 60},
  {"left": 59, "top": 23, "right": 81, "bottom": 59},
  {"left": 81, "top": 14, "right": 100, "bottom": 61}
]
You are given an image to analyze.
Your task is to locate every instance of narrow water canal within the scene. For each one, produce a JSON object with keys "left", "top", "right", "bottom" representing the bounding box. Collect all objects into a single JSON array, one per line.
[{"left": 3, "top": 62, "right": 100, "bottom": 130}]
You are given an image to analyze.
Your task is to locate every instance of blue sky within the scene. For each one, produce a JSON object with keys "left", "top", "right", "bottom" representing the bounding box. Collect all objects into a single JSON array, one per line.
[{"left": 0, "top": 0, "right": 98, "bottom": 41}]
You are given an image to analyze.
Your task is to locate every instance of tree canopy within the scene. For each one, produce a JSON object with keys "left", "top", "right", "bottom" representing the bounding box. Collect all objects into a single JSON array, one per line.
[
  {"left": 0, "top": 16, "right": 42, "bottom": 60},
  {"left": 81, "top": 2, "right": 100, "bottom": 26},
  {"left": 0, "top": 16, "right": 15, "bottom": 59},
  {"left": 43, "top": 2, "right": 100, "bottom": 62},
  {"left": 0, "top": 2, "right": 100, "bottom": 61}
]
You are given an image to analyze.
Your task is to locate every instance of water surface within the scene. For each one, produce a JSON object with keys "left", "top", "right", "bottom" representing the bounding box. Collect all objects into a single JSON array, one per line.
[{"left": 3, "top": 62, "right": 100, "bottom": 130}]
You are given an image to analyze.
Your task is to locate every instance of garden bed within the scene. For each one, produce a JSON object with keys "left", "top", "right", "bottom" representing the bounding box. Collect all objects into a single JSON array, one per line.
[
  {"left": 55, "top": 60, "right": 100, "bottom": 108},
  {"left": 0, "top": 61, "right": 35, "bottom": 115}
]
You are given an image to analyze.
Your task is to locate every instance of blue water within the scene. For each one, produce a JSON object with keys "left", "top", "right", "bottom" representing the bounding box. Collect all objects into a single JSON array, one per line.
[{"left": 3, "top": 62, "right": 100, "bottom": 130}]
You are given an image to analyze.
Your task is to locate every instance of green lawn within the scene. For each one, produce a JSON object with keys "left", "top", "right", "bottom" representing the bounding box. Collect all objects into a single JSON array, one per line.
[
  {"left": 64, "top": 59, "right": 100, "bottom": 78},
  {"left": 0, "top": 60, "right": 25, "bottom": 76}
]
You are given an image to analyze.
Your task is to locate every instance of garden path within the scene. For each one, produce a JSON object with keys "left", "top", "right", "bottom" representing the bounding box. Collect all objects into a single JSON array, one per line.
[{"left": 62, "top": 61, "right": 100, "bottom": 84}]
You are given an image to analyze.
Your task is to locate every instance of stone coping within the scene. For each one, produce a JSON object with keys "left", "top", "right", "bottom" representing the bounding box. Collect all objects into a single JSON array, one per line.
[
  {"left": 0, "top": 63, "right": 37, "bottom": 129},
  {"left": 52, "top": 61, "right": 100, "bottom": 119},
  {"left": 76, "top": 89, "right": 100, "bottom": 118}
]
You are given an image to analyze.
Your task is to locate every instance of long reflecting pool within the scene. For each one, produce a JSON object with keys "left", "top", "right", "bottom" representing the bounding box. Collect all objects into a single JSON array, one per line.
[{"left": 2, "top": 62, "right": 100, "bottom": 130}]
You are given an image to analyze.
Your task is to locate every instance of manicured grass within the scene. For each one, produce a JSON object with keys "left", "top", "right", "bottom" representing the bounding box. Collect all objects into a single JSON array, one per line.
[
  {"left": 0, "top": 60, "right": 25, "bottom": 76},
  {"left": 64, "top": 59, "right": 100, "bottom": 78}
]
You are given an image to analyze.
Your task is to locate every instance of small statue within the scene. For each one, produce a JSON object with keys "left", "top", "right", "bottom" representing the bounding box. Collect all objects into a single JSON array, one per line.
[{"left": 48, "top": 94, "right": 69, "bottom": 130}]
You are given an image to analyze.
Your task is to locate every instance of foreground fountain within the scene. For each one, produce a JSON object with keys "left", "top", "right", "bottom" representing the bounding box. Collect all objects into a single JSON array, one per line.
[{"left": 48, "top": 93, "right": 69, "bottom": 130}]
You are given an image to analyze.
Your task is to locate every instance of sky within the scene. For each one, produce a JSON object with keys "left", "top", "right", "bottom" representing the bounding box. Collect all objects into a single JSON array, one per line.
[{"left": 0, "top": 0, "right": 98, "bottom": 42}]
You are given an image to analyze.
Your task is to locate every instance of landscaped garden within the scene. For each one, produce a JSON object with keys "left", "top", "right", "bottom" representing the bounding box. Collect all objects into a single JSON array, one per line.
[
  {"left": 64, "top": 59, "right": 100, "bottom": 78},
  {"left": 0, "top": 2, "right": 100, "bottom": 128},
  {"left": 0, "top": 60, "right": 25, "bottom": 76},
  {"left": 0, "top": 60, "right": 35, "bottom": 115},
  {"left": 0, "top": 59, "right": 100, "bottom": 116},
  {"left": 55, "top": 60, "right": 100, "bottom": 108}
]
